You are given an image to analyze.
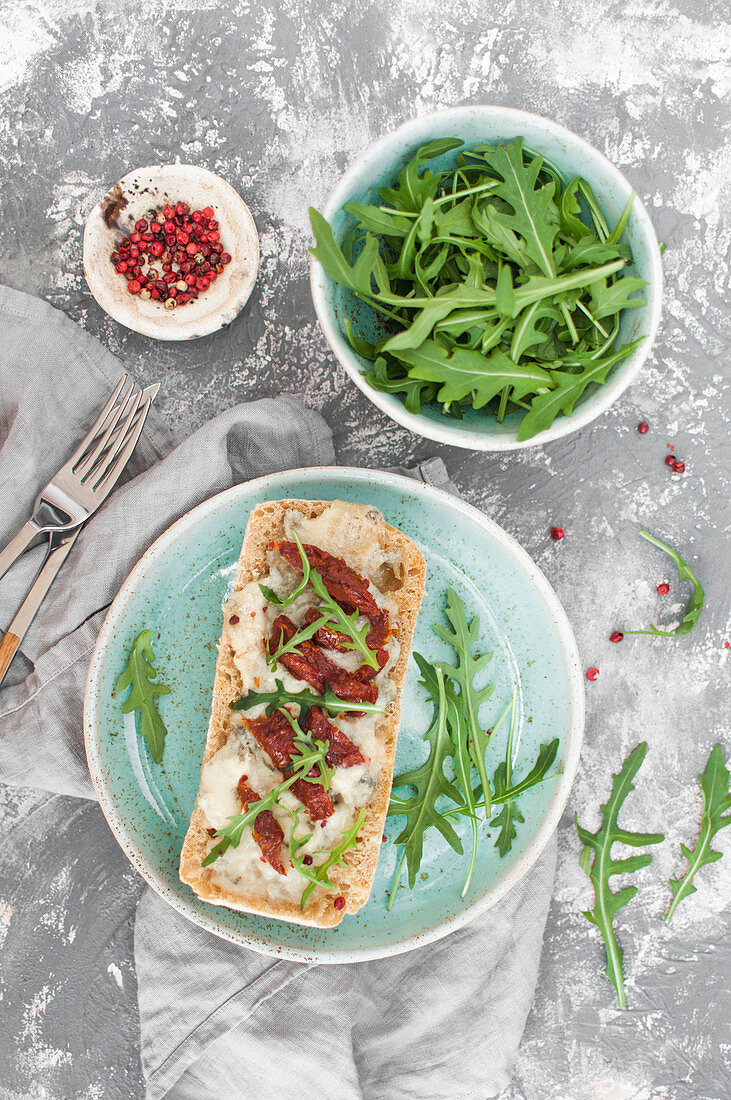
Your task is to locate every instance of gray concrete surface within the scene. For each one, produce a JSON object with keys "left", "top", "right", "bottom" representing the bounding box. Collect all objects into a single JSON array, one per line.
[{"left": 1, "top": 1, "right": 729, "bottom": 1097}]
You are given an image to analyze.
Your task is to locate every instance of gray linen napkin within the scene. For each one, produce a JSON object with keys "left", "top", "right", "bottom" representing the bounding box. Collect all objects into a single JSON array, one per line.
[{"left": 0, "top": 285, "right": 556, "bottom": 1100}]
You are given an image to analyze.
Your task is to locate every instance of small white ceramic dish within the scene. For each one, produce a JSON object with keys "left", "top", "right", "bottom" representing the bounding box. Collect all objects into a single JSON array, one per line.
[
  {"left": 83, "top": 164, "right": 259, "bottom": 341},
  {"left": 310, "top": 105, "right": 663, "bottom": 451}
]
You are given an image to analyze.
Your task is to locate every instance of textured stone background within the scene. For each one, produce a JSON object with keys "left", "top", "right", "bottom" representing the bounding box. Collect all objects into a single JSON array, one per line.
[{"left": 1, "top": 1, "right": 729, "bottom": 1097}]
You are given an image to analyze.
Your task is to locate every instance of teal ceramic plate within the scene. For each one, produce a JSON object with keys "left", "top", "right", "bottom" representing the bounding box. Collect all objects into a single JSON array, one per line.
[{"left": 84, "top": 467, "right": 584, "bottom": 963}]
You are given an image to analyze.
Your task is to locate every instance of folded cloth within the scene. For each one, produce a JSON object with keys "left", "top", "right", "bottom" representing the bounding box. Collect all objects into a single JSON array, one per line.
[{"left": 0, "top": 285, "right": 555, "bottom": 1100}]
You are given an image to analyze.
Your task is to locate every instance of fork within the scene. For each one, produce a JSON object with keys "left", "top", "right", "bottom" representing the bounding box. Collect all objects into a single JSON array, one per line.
[
  {"left": 0, "top": 376, "right": 159, "bottom": 582},
  {"left": 0, "top": 378, "right": 159, "bottom": 685}
]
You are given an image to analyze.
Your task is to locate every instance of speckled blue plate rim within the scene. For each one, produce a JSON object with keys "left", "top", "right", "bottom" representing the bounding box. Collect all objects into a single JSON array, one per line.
[{"left": 84, "top": 467, "right": 585, "bottom": 963}]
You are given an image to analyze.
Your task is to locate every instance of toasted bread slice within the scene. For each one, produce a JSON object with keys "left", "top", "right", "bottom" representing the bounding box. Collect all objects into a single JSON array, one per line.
[{"left": 179, "top": 499, "right": 426, "bottom": 927}]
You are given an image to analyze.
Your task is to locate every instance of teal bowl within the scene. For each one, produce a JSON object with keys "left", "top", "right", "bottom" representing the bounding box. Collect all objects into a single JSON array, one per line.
[
  {"left": 310, "top": 105, "right": 663, "bottom": 451},
  {"left": 84, "top": 468, "right": 584, "bottom": 962}
]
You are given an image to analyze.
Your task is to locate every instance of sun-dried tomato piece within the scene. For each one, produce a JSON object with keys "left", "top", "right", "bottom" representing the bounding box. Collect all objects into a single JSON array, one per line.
[
  {"left": 329, "top": 674, "right": 378, "bottom": 705},
  {"left": 366, "top": 610, "right": 389, "bottom": 650},
  {"left": 269, "top": 615, "right": 377, "bottom": 704},
  {"left": 290, "top": 776, "right": 334, "bottom": 822},
  {"left": 304, "top": 607, "right": 350, "bottom": 651},
  {"left": 244, "top": 710, "right": 296, "bottom": 770},
  {"left": 305, "top": 706, "right": 365, "bottom": 768},
  {"left": 304, "top": 606, "right": 389, "bottom": 656},
  {"left": 352, "top": 646, "right": 388, "bottom": 684},
  {"left": 242, "top": 713, "right": 333, "bottom": 821},
  {"left": 237, "top": 777, "right": 286, "bottom": 875},
  {"left": 271, "top": 541, "right": 381, "bottom": 618},
  {"left": 270, "top": 615, "right": 327, "bottom": 692}
]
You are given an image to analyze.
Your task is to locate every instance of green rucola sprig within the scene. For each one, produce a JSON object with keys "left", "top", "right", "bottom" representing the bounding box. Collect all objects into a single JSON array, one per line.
[
  {"left": 624, "top": 531, "right": 704, "bottom": 638},
  {"left": 575, "top": 743, "right": 664, "bottom": 1008},
  {"left": 114, "top": 630, "right": 171, "bottom": 764},
  {"left": 665, "top": 745, "right": 731, "bottom": 921}
]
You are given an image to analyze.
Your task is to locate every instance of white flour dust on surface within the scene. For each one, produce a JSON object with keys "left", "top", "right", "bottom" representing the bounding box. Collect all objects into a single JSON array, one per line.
[
  {"left": 16, "top": 984, "right": 72, "bottom": 1079},
  {"left": 106, "top": 963, "right": 124, "bottom": 991},
  {"left": 0, "top": 900, "right": 15, "bottom": 948}
]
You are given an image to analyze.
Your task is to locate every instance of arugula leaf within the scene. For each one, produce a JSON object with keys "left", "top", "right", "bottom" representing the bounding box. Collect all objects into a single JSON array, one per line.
[
  {"left": 232, "top": 679, "right": 384, "bottom": 719},
  {"left": 433, "top": 588, "right": 495, "bottom": 810},
  {"left": 491, "top": 738, "right": 561, "bottom": 856},
  {"left": 263, "top": 529, "right": 380, "bottom": 669},
  {"left": 588, "top": 276, "right": 646, "bottom": 319},
  {"left": 387, "top": 667, "right": 463, "bottom": 894},
  {"left": 575, "top": 178, "right": 610, "bottom": 240},
  {"left": 278, "top": 707, "right": 336, "bottom": 790},
  {"left": 477, "top": 138, "right": 559, "bottom": 276},
  {"left": 665, "top": 745, "right": 731, "bottom": 921},
  {"left": 366, "top": 356, "right": 438, "bottom": 415},
  {"left": 388, "top": 138, "right": 464, "bottom": 213},
  {"left": 381, "top": 299, "right": 465, "bottom": 352},
  {"left": 496, "top": 738, "right": 559, "bottom": 803},
  {"left": 560, "top": 178, "right": 593, "bottom": 240},
  {"left": 605, "top": 193, "right": 635, "bottom": 245},
  {"left": 436, "top": 198, "right": 481, "bottom": 238},
  {"left": 562, "top": 237, "right": 631, "bottom": 270},
  {"left": 115, "top": 630, "right": 171, "bottom": 764},
  {"left": 472, "top": 201, "right": 529, "bottom": 266},
  {"left": 388, "top": 586, "right": 563, "bottom": 904},
  {"left": 342, "top": 201, "right": 412, "bottom": 237},
  {"left": 446, "top": 692, "right": 479, "bottom": 896},
  {"left": 392, "top": 341, "right": 554, "bottom": 412},
  {"left": 413, "top": 652, "right": 480, "bottom": 897},
  {"left": 202, "top": 794, "right": 273, "bottom": 866},
  {"left": 310, "top": 209, "right": 378, "bottom": 296},
  {"left": 624, "top": 530, "right": 705, "bottom": 637},
  {"left": 445, "top": 733, "right": 559, "bottom": 821},
  {"left": 509, "top": 301, "right": 563, "bottom": 361},
  {"left": 343, "top": 318, "right": 377, "bottom": 360},
  {"left": 267, "top": 612, "right": 331, "bottom": 671},
  {"left": 308, "top": 567, "right": 380, "bottom": 669},
  {"left": 202, "top": 725, "right": 331, "bottom": 867},
  {"left": 489, "top": 687, "right": 521, "bottom": 855},
  {"left": 296, "top": 806, "right": 368, "bottom": 909},
  {"left": 516, "top": 338, "right": 644, "bottom": 441},
  {"left": 575, "top": 742, "right": 664, "bottom": 1008}
]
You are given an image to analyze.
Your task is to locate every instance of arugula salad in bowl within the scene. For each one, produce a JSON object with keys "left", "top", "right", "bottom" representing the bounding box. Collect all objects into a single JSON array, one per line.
[{"left": 310, "top": 106, "right": 663, "bottom": 450}]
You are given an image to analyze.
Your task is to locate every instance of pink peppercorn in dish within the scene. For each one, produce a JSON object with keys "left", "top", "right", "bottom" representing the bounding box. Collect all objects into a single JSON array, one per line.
[
  {"left": 83, "top": 164, "right": 259, "bottom": 341},
  {"left": 111, "top": 202, "right": 232, "bottom": 309}
]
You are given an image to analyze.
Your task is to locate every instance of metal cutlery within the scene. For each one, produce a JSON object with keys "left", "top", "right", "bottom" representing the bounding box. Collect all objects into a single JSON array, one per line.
[
  {"left": 0, "top": 376, "right": 159, "bottom": 685},
  {"left": 0, "top": 375, "right": 158, "bottom": 582}
]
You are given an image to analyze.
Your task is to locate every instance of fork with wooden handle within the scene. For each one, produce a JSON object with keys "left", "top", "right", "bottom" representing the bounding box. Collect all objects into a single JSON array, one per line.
[{"left": 0, "top": 378, "right": 159, "bottom": 685}]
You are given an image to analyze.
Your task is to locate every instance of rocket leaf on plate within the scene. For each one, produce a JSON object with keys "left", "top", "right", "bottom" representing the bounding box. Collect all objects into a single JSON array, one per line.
[
  {"left": 232, "top": 680, "right": 384, "bottom": 719},
  {"left": 387, "top": 586, "right": 563, "bottom": 905},
  {"left": 387, "top": 666, "right": 464, "bottom": 896},
  {"left": 432, "top": 587, "right": 495, "bottom": 811},
  {"left": 262, "top": 529, "right": 380, "bottom": 669},
  {"left": 489, "top": 693, "right": 560, "bottom": 857},
  {"left": 289, "top": 806, "right": 368, "bottom": 909},
  {"left": 114, "top": 630, "right": 171, "bottom": 764}
]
